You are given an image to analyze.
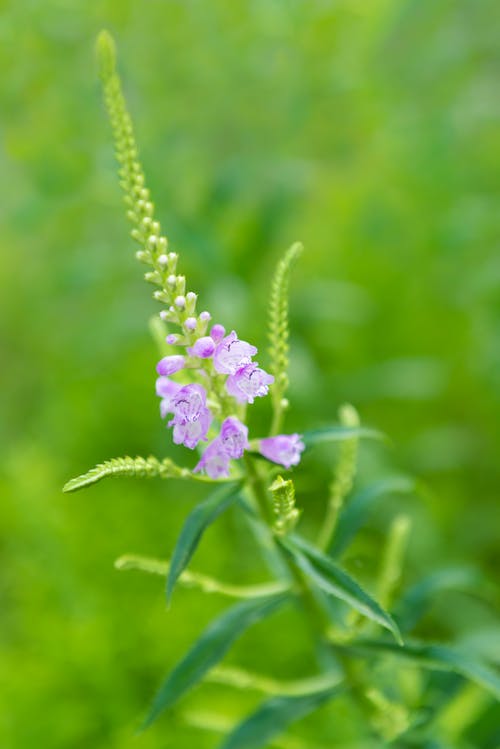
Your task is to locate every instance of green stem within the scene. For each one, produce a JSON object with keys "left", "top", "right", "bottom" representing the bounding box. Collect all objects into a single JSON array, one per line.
[
  {"left": 243, "top": 453, "right": 273, "bottom": 524},
  {"left": 242, "top": 456, "right": 381, "bottom": 737},
  {"left": 317, "top": 492, "right": 342, "bottom": 553},
  {"left": 115, "top": 554, "right": 289, "bottom": 599}
]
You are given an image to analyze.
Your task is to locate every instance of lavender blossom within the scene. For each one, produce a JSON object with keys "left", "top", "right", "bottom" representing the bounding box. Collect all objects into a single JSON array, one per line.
[
  {"left": 170, "top": 383, "right": 208, "bottom": 423},
  {"left": 193, "top": 438, "right": 231, "bottom": 479},
  {"left": 213, "top": 330, "right": 257, "bottom": 375},
  {"left": 156, "top": 376, "right": 182, "bottom": 419},
  {"left": 259, "top": 434, "right": 305, "bottom": 469},
  {"left": 172, "top": 410, "right": 212, "bottom": 449},
  {"left": 168, "top": 383, "right": 212, "bottom": 449},
  {"left": 156, "top": 355, "right": 185, "bottom": 376},
  {"left": 226, "top": 362, "right": 274, "bottom": 404},
  {"left": 220, "top": 416, "right": 248, "bottom": 459},
  {"left": 187, "top": 336, "right": 216, "bottom": 359}
]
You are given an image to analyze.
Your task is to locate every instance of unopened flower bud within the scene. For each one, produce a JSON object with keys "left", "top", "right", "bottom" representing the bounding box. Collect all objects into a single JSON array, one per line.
[
  {"left": 200, "top": 311, "right": 211, "bottom": 321},
  {"left": 184, "top": 317, "right": 197, "bottom": 330},
  {"left": 210, "top": 324, "right": 225, "bottom": 342},
  {"left": 166, "top": 334, "right": 179, "bottom": 344},
  {"left": 157, "top": 254, "right": 168, "bottom": 266},
  {"left": 167, "top": 274, "right": 177, "bottom": 285},
  {"left": 187, "top": 336, "right": 215, "bottom": 359},
  {"left": 175, "top": 295, "right": 186, "bottom": 308},
  {"left": 156, "top": 355, "right": 185, "bottom": 376}
]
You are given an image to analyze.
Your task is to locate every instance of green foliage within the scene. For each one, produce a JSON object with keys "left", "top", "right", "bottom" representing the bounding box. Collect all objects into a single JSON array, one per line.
[
  {"left": 269, "top": 475, "right": 300, "bottom": 537},
  {"left": 329, "top": 476, "right": 416, "bottom": 558},
  {"left": 166, "top": 482, "right": 242, "bottom": 603},
  {"left": 220, "top": 681, "right": 344, "bottom": 749},
  {"left": 268, "top": 242, "right": 303, "bottom": 434},
  {"left": 62, "top": 455, "right": 188, "bottom": 492},
  {"left": 302, "top": 424, "right": 384, "bottom": 446},
  {"left": 280, "top": 535, "right": 402, "bottom": 643},
  {"left": 342, "top": 639, "right": 500, "bottom": 701},
  {"left": 318, "top": 403, "right": 360, "bottom": 550},
  {"left": 142, "top": 593, "right": 289, "bottom": 730}
]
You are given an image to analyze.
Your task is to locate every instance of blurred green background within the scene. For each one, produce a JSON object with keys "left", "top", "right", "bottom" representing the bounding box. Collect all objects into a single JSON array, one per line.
[{"left": 1, "top": 1, "right": 499, "bottom": 746}]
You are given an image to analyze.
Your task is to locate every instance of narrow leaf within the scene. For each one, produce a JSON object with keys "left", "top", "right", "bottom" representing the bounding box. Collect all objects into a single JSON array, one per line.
[
  {"left": 281, "top": 536, "right": 402, "bottom": 643},
  {"left": 330, "top": 476, "right": 415, "bottom": 557},
  {"left": 141, "top": 593, "right": 288, "bottom": 729},
  {"left": 166, "top": 482, "right": 241, "bottom": 604},
  {"left": 341, "top": 639, "right": 500, "bottom": 701},
  {"left": 394, "top": 566, "right": 482, "bottom": 633},
  {"left": 220, "top": 682, "right": 344, "bottom": 749},
  {"left": 63, "top": 455, "right": 188, "bottom": 493},
  {"left": 303, "top": 425, "right": 384, "bottom": 446}
]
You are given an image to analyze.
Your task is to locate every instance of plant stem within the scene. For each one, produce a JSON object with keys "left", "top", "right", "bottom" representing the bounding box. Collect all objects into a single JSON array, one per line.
[
  {"left": 115, "top": 554, "right": 290, "bottom": 599},
  {"left": 242, "top": 455, "right": 382, "bottom": 737}
]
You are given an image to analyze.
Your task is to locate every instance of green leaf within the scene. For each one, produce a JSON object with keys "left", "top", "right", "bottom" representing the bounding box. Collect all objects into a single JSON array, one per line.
[
  {"left": 220, "top": 681, "right": 344, "bottom": 749},
  {"left": 166, "top": 482, "right": 241, "bottom": 604},
  {"left": 302, "top": 425, "right": 385, "bottom": 446},
  {"left": 141, "top": 593, "right": 289, "bottom": 730},
  {"left": 329, "top": 476, "right": 415, "bottom": 557},
  {"left": 63, "top": 455, "right": 189, "bottom": 493},
  {"left": 281, "top": 535, "right": 402, "bottom": 643},
  {"left": 341, "top": 639, "right": 500, "bottom": 701},
  {"left": 394, "top": 566, "right": 482, "bottom": 633}
]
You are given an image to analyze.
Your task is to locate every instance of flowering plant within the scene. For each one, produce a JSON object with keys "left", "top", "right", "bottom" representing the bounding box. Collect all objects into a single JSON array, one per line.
[{"left": 63, "top": 31, "right": 500, "bottom": 748}]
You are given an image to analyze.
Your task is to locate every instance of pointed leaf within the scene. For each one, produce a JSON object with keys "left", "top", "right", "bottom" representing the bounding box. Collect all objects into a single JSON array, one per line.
[
  {"left": 330, "top": 476, "right": 415, "bottom": 557},
  {"left": 142, "top": 593, "right": 289, "bottom": 730},
  {"left": 341, "top": 639, "right": 500, "bottom": 701},
  {"left": 281, "top": 536, "right": 402, "bottom": 643},
  {"left": 394, "top": 566, "right": 482, "bottom": 633},
  {"left": 167, "top": 482, "right": 241, "bottom": 603},
  {"left": 303, "top": 425, "right": 384, "bottom": 446},
  {"left": 220, "top": 681, "right": 344, "bottom": 749}
]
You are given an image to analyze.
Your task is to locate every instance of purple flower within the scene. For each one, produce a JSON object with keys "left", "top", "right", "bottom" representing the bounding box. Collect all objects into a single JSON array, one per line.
[
  {"left": 168, "top": 383, "right": 212, "bottom": 449},
  {"left": 172, "top": 409, "right": 212, "bottom": 449},
  {"left": 213, "top": 330, "right": 257, "bottom": 375},
  {"left": 156, "top": 376, "right": 182, "bottom": 419},
  {"left": 170, "top": 383, "right": 208, "bottom": 423},
  {"left": 220, "top": 416, "right": 248, "bottom": 459},
  {"left": 193, "top": 438, "right": 230, "bottom": 479},
  {"left": 226, "top": 363, "right": 274, "bottom": 404},
  {"left": 259, "top": 434, "right": 305, "bottom": 469},
  {"left": 156, "top": 355, "right": 185, "bottom": 376},
  {"left": 187, "top": 336, "right": 216, "bottom": 359}
]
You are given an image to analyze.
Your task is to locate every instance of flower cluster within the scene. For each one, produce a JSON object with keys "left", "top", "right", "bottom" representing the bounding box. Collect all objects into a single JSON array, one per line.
[{"left": 155, "top": 323, "right": 304, "bottom": 478}]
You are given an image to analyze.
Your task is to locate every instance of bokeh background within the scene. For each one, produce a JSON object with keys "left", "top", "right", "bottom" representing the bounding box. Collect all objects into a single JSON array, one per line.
[{"left": 1, "top": 1, "right": 499, "bottom": 747}]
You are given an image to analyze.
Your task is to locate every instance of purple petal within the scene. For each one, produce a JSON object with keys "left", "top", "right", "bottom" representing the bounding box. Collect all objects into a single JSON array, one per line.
[
  {"left": 187, "top": 336, "right": 216, "bottom": 359},
  {"left": 220, "top": 416, "right": 249, "bottom": 459},
  {"left": 194, "top": 438, "right": 231, "bottom": 478},
  {"left": 156, "top": 355, "right": 185, "bottom": 376},
  {"left": 225, "top": 363, "right": 274, "bottom": 404},
  {"left": 213, "top": 331, "right": 258, "bottom": 375},
  {"left": 259, "top": 434, "right": 305, "bottom": 469}
]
